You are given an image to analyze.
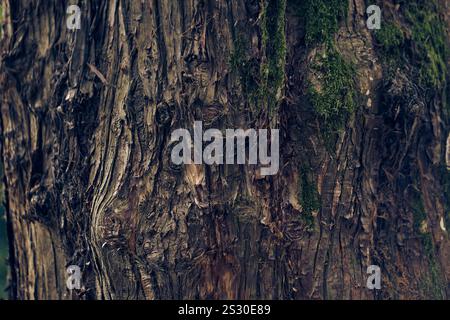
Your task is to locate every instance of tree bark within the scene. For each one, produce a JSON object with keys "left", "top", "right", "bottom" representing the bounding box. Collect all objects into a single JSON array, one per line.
[{"left": 0, "top": 0, "right": 449, "bottom": 300}]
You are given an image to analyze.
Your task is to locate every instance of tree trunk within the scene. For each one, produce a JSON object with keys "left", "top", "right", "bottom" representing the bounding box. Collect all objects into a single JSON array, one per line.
[{"left": 0, "top": 0, "right": 449, "bottom": 300}]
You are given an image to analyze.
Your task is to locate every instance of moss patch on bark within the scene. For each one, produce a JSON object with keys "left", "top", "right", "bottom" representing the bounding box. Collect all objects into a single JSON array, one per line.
[
  {"left": 230, "top": 0, "right": 287, "bottom": 121},
  {"left": 290, "top": 0, "right": 348, "bottom": 46},
  {"left": 441, "top": 166, "right": 450, "bottom": 236},
  {"left": 404, "top": 1, "right": 448, "bottom": 90},
  {"left": 375, "top": 0, "right": 448, "bottom": 92},
  {"left": 411, "top": 187, "right": 445, "bottom": 299},
  {"left": 374, "top": 22, "right": 405, "bottom": 68},
  {"left": 261, "top": 0, "right": 287, "bottom": 120},
  {"left": 298, "top": 167, "right": 320, "bottom": 230},
  {"left": 307, "top": 47, "right": 356, "bottom": 131}
]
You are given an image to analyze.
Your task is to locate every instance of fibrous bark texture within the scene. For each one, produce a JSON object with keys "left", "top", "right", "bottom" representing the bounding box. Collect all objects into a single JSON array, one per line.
[{"left": 0, "top": 0, "right": 449, "bottom": 299}]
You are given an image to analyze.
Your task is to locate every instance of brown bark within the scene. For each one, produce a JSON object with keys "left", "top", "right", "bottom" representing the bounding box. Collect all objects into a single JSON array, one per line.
[{"left": 0, "top": 0, "right": 449, "bottom": 300}]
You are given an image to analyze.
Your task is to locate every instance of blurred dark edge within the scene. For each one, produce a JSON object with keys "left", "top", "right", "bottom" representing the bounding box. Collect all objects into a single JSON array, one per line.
[{"left": 0, "top": 163, "right": 7, "bottom": 300}]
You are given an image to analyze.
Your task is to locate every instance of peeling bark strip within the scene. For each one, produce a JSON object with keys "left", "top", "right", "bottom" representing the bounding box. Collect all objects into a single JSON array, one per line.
[{"left": 0, "top": 0, "right": 449, "bottom": 300}]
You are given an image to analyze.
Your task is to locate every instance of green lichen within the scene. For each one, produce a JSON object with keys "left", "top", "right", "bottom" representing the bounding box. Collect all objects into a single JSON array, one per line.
[
  {"left": 307, "top": 47, "right": 356, "bottom": 133},
  {"left": 298, "top": 168, "right": 320, "bottom": 229}
]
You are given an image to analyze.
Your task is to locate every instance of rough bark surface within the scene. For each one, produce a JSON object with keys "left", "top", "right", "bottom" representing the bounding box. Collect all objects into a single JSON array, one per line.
[{"left": 0, "top": 0, "right": 449, "bottom": 299}]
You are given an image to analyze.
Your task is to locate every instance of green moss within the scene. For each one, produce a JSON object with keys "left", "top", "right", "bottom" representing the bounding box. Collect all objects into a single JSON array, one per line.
[
  {"left": 403, "top": 1, "right": 448, "bottom": 90},
  {"left": 230, "top": 1, "right": 286, "bottom": 120},
  {"left": 298, "top": 168, "right": 320, "bottom": 229},
  {"left": 411, "top": 189, "right": 445, "bottom": 298},
  {"left": 373, "top": 22, "right": 406, "bottom": 79},
  {"left": 374, "top": 22, "right": 405, "bottom": 59},
  {"left": 441, "top": 166, "right": 450, "bottom": 235},
  {"left": 420, "top": 233, "right": 445, "bottom": 299},
  {"left": 290, "top": 0, "right": 348, "bottom": 46},
  {"left": 374, "top": 1, "right": 448, "bottom": 93},
  {"left": 289, "top": 0, "right": 355, "bottom": 148},
  {"left": 370, "top": 0, "right": 447, "bottom": 298},
  {"left": 263, "top": 0, "right": 287, "bottom": 119},
  {"left": 0, "top": 4, "right": 3, "bottom": 39},
  {"left": 411, "top": 191, "right": 427, "bottom": 233},
  {"left": 230, "top": 37, "right": 261, "bottom": 105},
  {"left": 307, "top": 47, "right": 356, "bottom": 132}
]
